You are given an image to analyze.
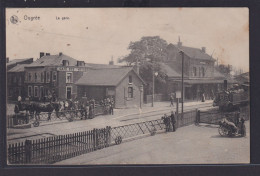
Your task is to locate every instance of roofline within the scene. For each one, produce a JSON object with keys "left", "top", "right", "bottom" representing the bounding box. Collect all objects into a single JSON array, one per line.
[{"left": 116, "top": 69, "right": 146, "bottom": 87}]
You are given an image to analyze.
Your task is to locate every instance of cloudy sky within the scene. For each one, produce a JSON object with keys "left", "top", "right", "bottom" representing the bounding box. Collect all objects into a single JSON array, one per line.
[{"left": 6, "top": 8, "right": 249, "bottom": 72}]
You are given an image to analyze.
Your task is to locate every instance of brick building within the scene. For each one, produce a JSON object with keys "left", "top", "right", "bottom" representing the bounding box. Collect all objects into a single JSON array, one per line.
[
  {"left": 162, "top": 39, "right": 235, "bottom": 100},
  {"left": 76, "top": 67, "right": 145, "bottom": 108},
  {"left": 7, "top": 58, "right": 34, "bottom": 100},
  {"left": 23, "top": 52, "right": 89, "bottom": 101},
  {"left": 6, "top": 58, "right": 33, "bottom": 71}
]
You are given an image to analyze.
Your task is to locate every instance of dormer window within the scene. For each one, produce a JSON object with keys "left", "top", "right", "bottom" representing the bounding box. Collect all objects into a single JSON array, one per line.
[
  {"left": 62, "top": 60, "right": 69, "bottom": 66},
  {"left": 77, "top": 61, "right": 85, "bottom": 66}
]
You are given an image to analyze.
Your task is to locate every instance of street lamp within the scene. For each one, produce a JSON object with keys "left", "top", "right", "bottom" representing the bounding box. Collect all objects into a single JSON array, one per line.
[
  {"left": 139, "top": 85, "right": 143, "bottom": 109},
  {"left": 152, "top": 69, "right": 158, "bottom": 107}
]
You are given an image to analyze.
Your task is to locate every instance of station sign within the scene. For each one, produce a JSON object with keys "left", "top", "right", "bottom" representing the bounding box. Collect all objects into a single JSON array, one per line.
[
  {"left": 57, "top": 67, "right": 87, "bottom": 72},
  {"left": 176, "top": 91, "right": 181, "bottom": 98}
]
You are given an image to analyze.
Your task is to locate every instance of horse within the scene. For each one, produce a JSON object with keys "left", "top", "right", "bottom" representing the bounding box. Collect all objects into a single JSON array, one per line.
[{"left": 31, "top": 101, "right": 61, "bottom": 121}]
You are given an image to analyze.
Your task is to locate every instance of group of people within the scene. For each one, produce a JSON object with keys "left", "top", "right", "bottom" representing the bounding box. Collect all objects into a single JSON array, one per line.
[
  {"left": 99, "top": 97, "right": 114, "bottom": 115},
  {"left": 162, "top": 111, "right": 176, "bottom": 132}
]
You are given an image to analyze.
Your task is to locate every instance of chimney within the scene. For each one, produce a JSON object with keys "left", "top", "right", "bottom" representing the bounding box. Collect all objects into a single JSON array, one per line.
[
  {"left": 59, "top": 52, "right": 63, "bottom": 56},
  {"left": 177, "top": 36, "right": 182, "bottom": 47},
  {"left": 109, "top": 56, "right": 114, "bottom": 65},
  {"left": 40, "top": 52, "right": 45, "bottom": 58},
  {"left": 201, "top": 47, "right": 206, "bottom": 53},
  {"left": 6, "top": 57, "right": 9, "bottom": 63},
  {"left": 46, "top": 53, "right": 50, "bottom": 56}
]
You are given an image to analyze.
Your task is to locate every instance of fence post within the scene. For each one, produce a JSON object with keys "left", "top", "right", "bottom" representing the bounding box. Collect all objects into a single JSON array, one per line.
[
  {"left": 105, "top": 126, "right": 111, "bottom": 147},
  {"left": 25, "top": 140, "right": 32, "bottom": 163},
  {"left": 93, "top": 128, "right": 97, "bottom": 151}
]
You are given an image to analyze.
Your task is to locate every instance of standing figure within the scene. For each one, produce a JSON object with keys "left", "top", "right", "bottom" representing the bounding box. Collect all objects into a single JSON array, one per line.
[
  {"left": 162, "top": 114, "right": 170, "bottom": 132},
  {"left": 170, "top": 111, "right": 176, "bottom": 132},
  {"left": 110, "top": 98, "right": 114, "bottom": 115},
  {"left": 170, "top": 94, "right": 174, "bottom": 107},
  {"left": 201, "top": 92, "right": 205, "bottom": 102}
]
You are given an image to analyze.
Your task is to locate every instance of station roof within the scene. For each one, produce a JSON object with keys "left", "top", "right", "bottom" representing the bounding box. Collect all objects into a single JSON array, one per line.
[
  {"left": 76, "top": 67, "right": 145, "bottom": 86},
  {"left": 8, "top": 64, "right": 30, "bottom": 72}
]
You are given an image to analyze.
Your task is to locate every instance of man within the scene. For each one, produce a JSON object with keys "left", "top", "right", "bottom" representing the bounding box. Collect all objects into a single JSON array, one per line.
[
  {"left": 170, "top": 94, "right": 174, "bottom": 107},
  {"left": 162, "top": 114, "right": 170, "bottom": 132},
  {"left": 110, "top": 98, "right": 114, "bottom": 115},
  {"left": 170, "top": 111, "right": 176, "bottom": 132}
]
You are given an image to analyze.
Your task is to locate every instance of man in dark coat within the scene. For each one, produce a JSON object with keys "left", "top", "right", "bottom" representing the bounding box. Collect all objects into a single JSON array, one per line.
[{"left": 170, "top": 111, "right": 176, "bottom": 132}]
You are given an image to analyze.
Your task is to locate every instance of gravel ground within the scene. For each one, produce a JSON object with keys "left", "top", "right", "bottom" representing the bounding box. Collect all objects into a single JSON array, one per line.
[{"left": 56, "top": 121, "right": 250, "bottom": 165}]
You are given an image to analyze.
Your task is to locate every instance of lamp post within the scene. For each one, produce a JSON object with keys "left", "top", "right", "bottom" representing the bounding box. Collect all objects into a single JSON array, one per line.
[
  {"left": 152, "top": 68, "right": 158, "bottom": 107},
  {"left": 180, "top": 50, "right": 184, "bottom": 118},
  {"left": 139, "top": 85, "right": 143, "bottom": 109}
]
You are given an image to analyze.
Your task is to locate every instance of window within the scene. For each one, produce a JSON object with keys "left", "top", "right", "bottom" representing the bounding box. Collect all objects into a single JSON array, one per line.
[
  {"left": 46, "top": 72, "right": 50, "bottom": 82},
  {"left": 202, "top": 67, "right": 205, "bottom": 77},
  {"left": 53, "top": 71, "right": 57, "bottom": 81},
  {"left": 41, "top": 72, "right": 44, "bottom": 82},
  {"left": 34, "top": 73, "right": 37, "bottom": 82},
  {"left": 128, "top": 87, "right": 133, "bottom": 98},
  {"left": 28, "top": 73, "right": 32, "bottom": 82},
  {"left": 66, "top": 72, "right": 73, "bottom": 83},
  {"left": 13, "top": 76, "right": 16, "bottom": 83},
  {"left": 66, "top": 86, "right": 72, "bottom": 99},
  {"left": 129, "top": 75, "right": 132, "bottom": 83},
  {"left": 34, "top": 86, "right": 39, "bottom": 97},
  {"left": 28, "top": 86, "right": 32, "bottom": 97},
  {"left": 193, "top": 67, "right": 197, "bottom": 77}
]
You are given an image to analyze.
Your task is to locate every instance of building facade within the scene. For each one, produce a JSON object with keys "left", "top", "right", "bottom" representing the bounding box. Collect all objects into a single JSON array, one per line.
[
  {"left": 23, "top": 53, "right": 89, "bottom": 101},
  {"left": 76, "top": 67, "right": 145, "bottom": 108},
  {"left": 163, "top": 39, "right": 233, "bottom": 100}
]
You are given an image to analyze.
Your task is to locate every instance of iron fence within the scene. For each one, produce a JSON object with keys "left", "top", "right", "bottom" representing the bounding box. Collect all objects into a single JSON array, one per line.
[
  {"left": 8, "top": 127, "right": 111, "bottom": 164},
  {"left": 8, "top": 109, "right": 199, "bottom": 164}
]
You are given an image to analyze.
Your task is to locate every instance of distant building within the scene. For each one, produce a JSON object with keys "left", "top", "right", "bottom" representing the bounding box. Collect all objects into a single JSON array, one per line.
[
  {"left": 234, "top": 72, "right": 249, "bottom": 84},
  {"left": 6, "top": 58, "right": 33, "bottom": 71},
  {"left": 76, "top": 67, "right": 145, "bottom": 108},
  {"left": 163, "top": 38, "right": 236, "bottom": 100},
  {"left": 7, "top": 64, "right": 31, "bottom": 100}
]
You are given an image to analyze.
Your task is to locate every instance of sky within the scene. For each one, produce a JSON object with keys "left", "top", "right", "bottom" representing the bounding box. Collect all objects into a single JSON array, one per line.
[{"left": 6, "top": 8, "right": 249, "bottom": 72}]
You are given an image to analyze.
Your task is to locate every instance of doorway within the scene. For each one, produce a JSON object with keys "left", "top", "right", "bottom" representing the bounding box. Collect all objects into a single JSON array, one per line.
[{"left": 66, "top": 86, "right": 72, "bottom": 99}]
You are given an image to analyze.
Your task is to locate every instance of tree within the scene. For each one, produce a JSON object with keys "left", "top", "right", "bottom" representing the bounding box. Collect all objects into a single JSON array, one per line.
[{"left": 120, "top": 36, "right": 168, "bottom": 94}]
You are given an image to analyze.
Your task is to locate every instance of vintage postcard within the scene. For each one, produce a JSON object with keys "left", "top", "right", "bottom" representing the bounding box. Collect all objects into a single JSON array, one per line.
[{"left": 6, "top": 8, "right": 249, "bottom": 165}]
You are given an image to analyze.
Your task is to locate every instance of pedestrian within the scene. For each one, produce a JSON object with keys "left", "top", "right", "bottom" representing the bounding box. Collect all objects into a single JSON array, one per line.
[
  {"left": 201, "top": 92, "right": 205, "bottom": 102},
  {"left": 162, "top": 114, "right": 170, "bottom": 132},
  {"left": 17, "top": 95, "right": 22, "bottom": 109},
  {"left": 170, "top": 94, "right": 174, "bottom": 107},
  {"left": 170, "top": 111, "right": 176, "bottom": 132},
  {"left": 110, "top": 100, "right": 114, "bottom": 115}
]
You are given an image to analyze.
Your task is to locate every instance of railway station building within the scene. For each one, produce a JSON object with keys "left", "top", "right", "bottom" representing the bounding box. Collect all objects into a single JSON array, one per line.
[{"left": 162, "top": 39, "right": 236, "bottom": 100}]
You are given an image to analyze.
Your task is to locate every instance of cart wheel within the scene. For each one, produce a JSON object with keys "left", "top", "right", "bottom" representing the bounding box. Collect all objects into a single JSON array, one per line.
[
  {"left": 33, "top": 121, "right": 40, "bottom": 127},
  {"left": 115, "top": 136, "right": 122, "bottom": 145},
  {"left": 218, "top": 126, "right": 227, "bottom": 136}
]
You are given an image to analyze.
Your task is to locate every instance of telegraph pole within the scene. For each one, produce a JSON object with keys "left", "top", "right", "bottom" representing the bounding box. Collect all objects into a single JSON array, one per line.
[
  {"left": 152, "top": 62, "right": 154, "bottom": 107},
  {"left": 181, "top": 51, "right": 184, "bottom": 118}
]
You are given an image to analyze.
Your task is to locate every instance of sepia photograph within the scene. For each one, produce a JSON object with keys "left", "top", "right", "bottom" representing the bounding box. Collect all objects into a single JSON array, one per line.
[{"left": 5, "top": 8, "right": 249, "bottom": 165}]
